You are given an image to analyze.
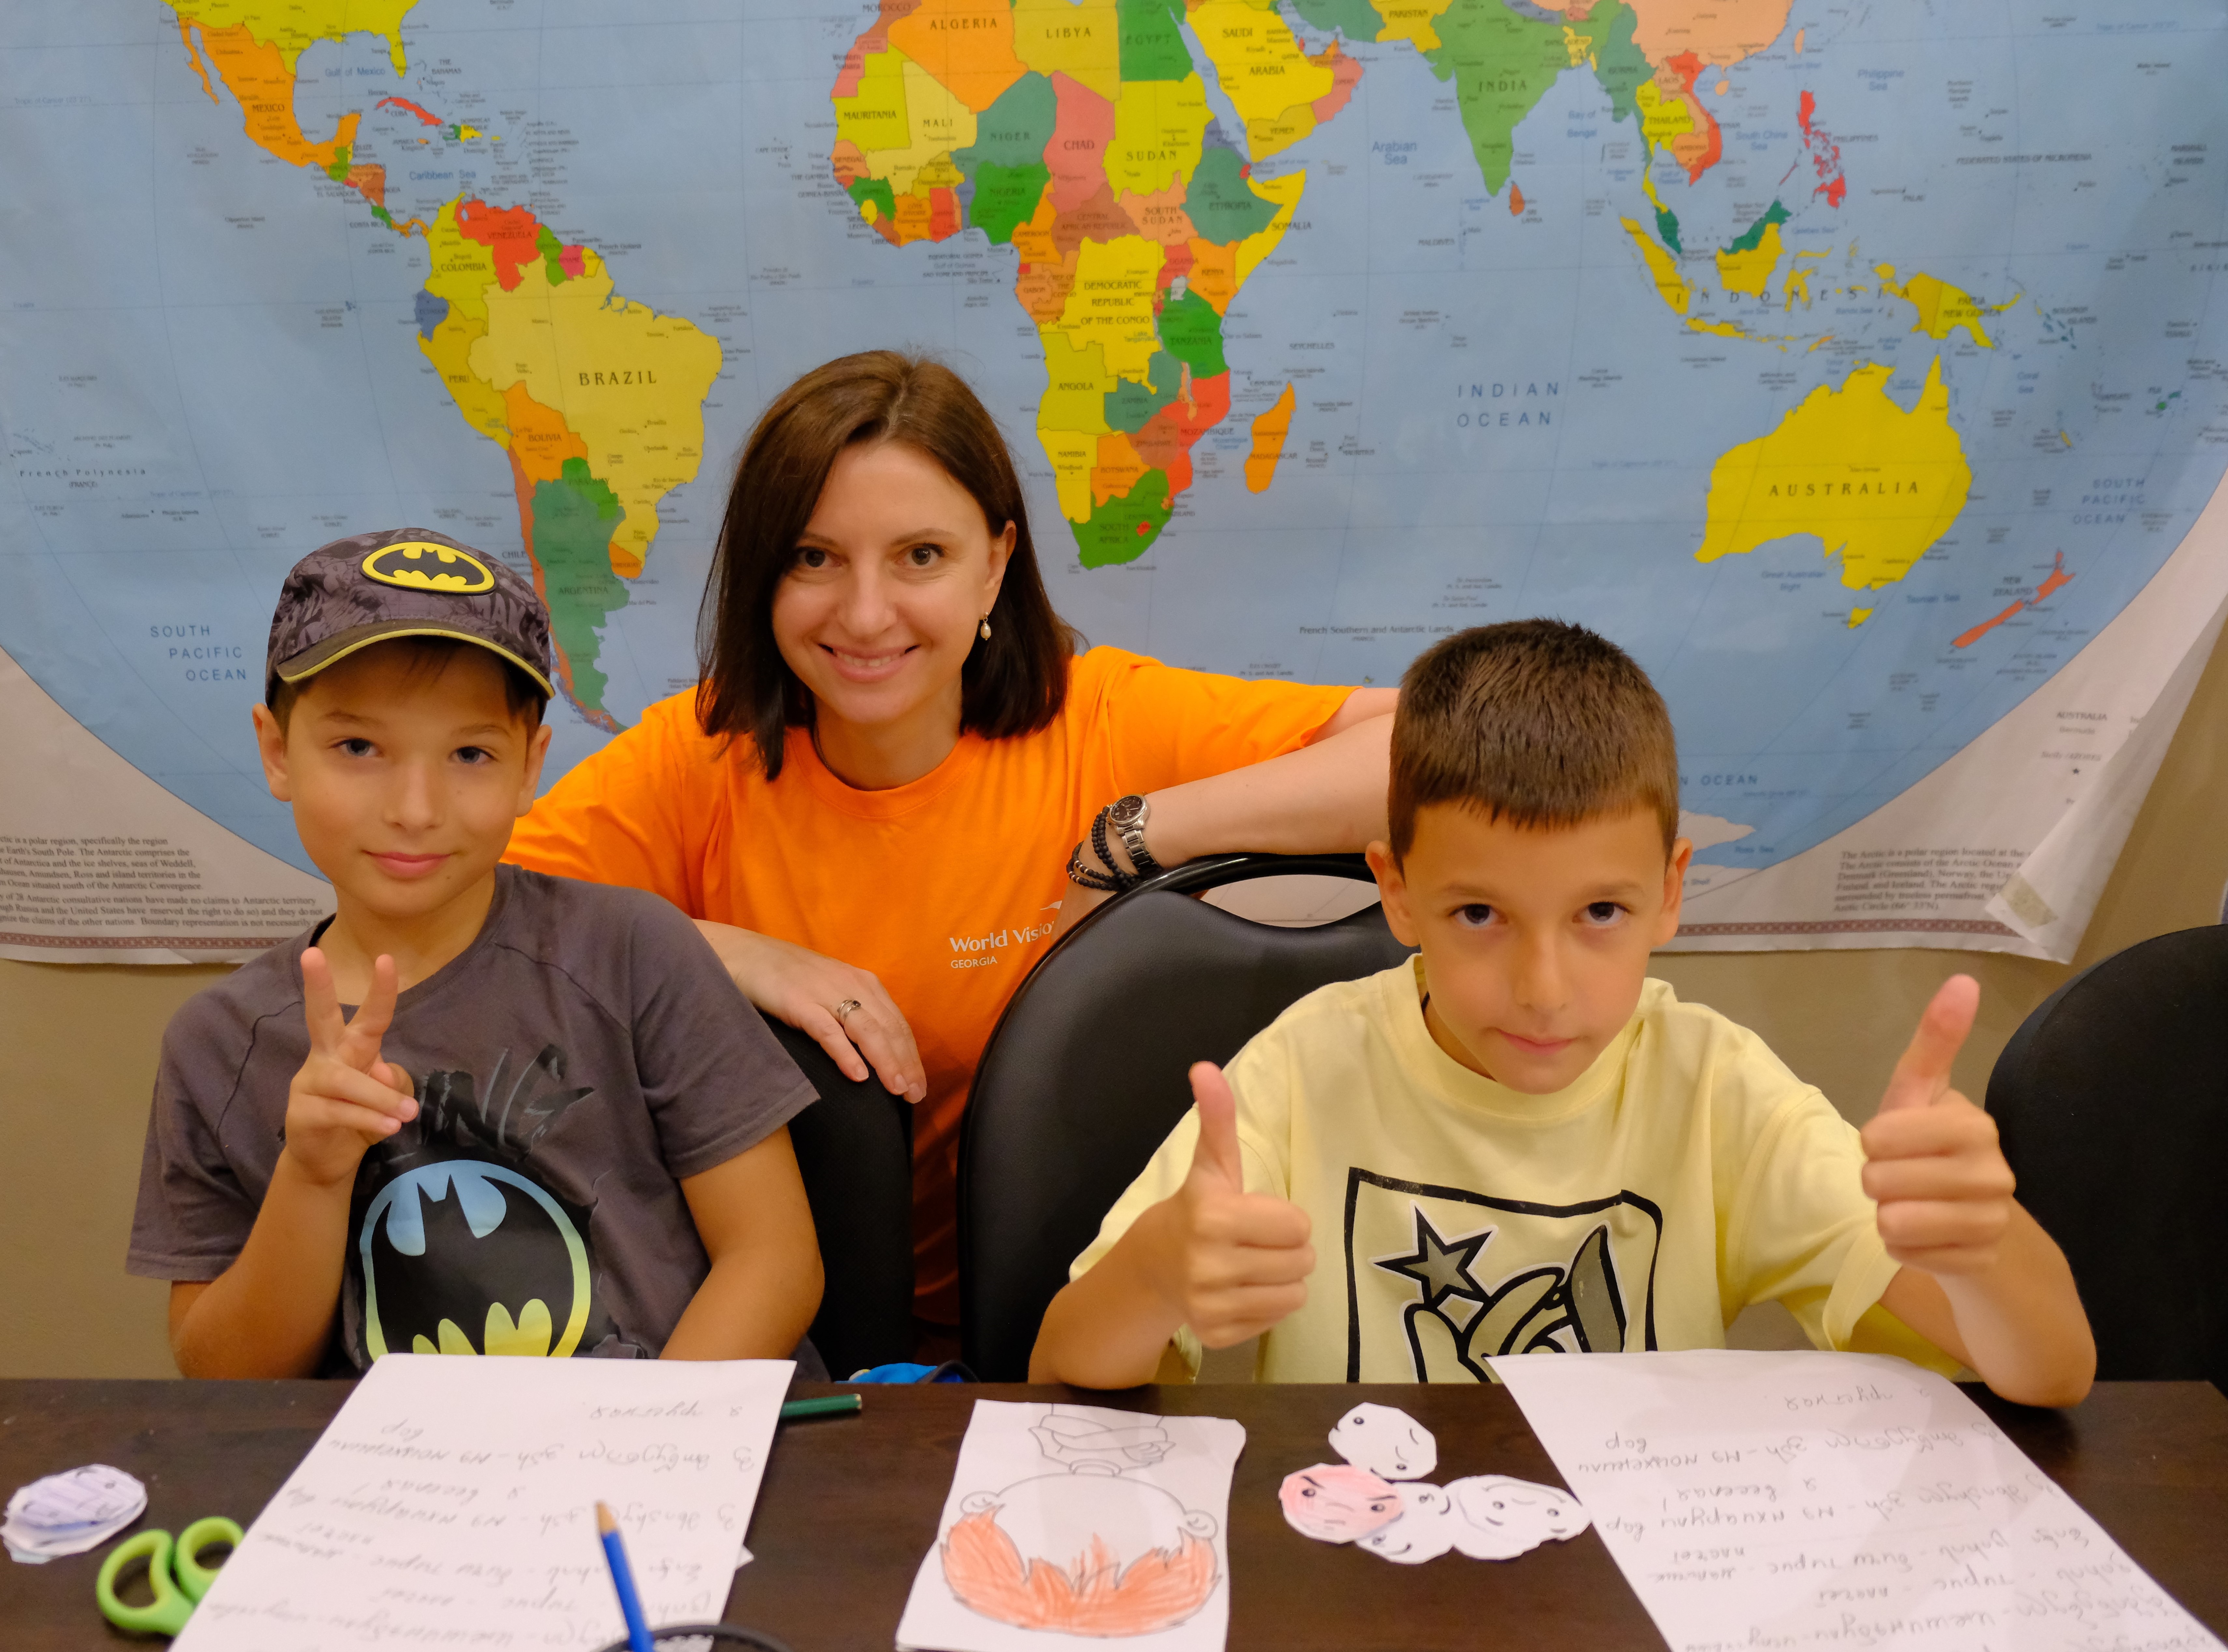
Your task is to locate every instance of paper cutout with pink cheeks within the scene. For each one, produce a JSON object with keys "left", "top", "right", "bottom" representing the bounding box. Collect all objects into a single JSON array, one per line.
[
  {"left": 1277, "top": 1463, "right": 1404, "bottom": 1543},
  {"left": 1328, "top": 1402, "right": 1438, "bottom": 1481}
]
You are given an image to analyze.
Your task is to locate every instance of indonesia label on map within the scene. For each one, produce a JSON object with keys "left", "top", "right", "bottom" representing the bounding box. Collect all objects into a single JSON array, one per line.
[{"left": 2, "top": 0, "right": 2225, "bottom": 961}]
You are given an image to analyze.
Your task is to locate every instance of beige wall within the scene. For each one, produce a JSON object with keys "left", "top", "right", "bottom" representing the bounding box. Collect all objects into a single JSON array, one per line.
[{"left": 6, "top": 631, "right": 2226, "bottom": 1379}]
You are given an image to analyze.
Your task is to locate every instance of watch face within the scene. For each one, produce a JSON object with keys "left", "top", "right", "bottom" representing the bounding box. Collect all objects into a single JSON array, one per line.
[{"left": 1109, "top": 794, "right": 1147, "bottom": 827}]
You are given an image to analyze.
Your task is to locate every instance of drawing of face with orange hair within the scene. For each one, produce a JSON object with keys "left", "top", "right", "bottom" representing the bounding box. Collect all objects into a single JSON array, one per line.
[
  {"left": 1277, "top": 1463, "right": 1404, "bottom": 1543},
  {"left": 940, "top": 1473, "right": 1222, "bottom": 1637}
]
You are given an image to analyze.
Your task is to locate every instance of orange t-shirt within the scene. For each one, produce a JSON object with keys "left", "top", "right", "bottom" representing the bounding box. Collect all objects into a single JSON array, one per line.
[{"left": 505, "top": 646, "right": 1356, "bottom": 1320}]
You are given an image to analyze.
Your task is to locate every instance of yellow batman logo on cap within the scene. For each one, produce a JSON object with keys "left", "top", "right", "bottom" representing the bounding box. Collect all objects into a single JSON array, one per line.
[{"left": 362, "top": 542, "right": 496, "bottom": 594}]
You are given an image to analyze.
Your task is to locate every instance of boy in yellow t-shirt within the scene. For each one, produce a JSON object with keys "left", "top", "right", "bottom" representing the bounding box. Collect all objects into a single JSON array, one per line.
[{"left": 1032, "top": 621, "right": 2095, "bottom": 1404}]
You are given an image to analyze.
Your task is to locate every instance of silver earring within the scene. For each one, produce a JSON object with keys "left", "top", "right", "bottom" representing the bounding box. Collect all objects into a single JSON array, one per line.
[{"left": 979, "top": 615, "right": 992, "bottom": 641}]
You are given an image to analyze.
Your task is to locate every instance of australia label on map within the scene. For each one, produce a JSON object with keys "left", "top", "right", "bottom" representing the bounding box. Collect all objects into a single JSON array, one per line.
[{"left": 2, "top": 0, "right": 2225, "bottom": 961}]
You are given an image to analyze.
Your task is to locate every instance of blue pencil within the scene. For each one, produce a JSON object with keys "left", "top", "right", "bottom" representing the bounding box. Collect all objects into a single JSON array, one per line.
[{"left": 595, "top": 1500, "right": 656, "bottom": 1652}]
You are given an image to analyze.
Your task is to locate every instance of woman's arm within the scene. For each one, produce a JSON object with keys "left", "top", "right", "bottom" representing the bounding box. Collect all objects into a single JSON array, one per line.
[
  {"left": 1147, "top": 706, "right": 1394, "bottom": 863},
  {"left": 662, "top": 1127, "right": 826, "bottom": 1360},
  {"left": 1316, "top": 686, "right": 1398, "bottom": 739},
  {"left": 1057, "top": 693, "right": 1395, "bottom": 931}
]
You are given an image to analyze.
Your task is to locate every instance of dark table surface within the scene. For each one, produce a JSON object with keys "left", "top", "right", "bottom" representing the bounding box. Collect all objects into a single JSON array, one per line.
[{"left": 2, "top": 1378, "right": 2224, "bottom": 1651}]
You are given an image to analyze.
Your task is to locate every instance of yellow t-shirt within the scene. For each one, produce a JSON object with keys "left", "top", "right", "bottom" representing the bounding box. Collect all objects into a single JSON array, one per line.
[
  {"left": 1072, "top": 961, "right": 1951, "bottom": 1382},
  {"left": 505, "top": 646, "right": 1354, "bottom": 1320}
]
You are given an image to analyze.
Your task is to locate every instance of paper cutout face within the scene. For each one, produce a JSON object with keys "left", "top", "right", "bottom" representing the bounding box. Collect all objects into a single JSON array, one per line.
[
  {"left": 1278, "top": 1464, "right": 1403, "bottom": 1543},
  {"left": 1355, "top": 1485, "right": 1460, "bottom": 1564},
  {"left": 1443, "top": 1475, "right": 1592, "bottom": 1559},
  {"left": 1328, "top": 1402, "right": 1438, "bottom": 1481}
]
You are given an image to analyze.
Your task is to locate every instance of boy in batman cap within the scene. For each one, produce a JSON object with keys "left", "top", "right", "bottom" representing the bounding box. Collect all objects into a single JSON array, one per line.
[{"left": 129, "top": 530, "right": 825, "bottom": 1374}]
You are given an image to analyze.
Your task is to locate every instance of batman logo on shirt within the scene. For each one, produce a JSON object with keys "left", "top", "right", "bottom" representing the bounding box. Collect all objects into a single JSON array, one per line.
[
  {"left": 346, "top": 1044, "right": 616, "bottom": 1362},
  {"left": 359, "top": 1158, "right": 593, "bottom": 1357},
  {"left": 1343, "top": 1169, "right": 1664, "bottom": 1381}
]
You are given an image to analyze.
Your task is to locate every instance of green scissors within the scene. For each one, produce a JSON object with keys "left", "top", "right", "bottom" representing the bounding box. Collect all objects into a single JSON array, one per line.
[{"left": 94, "top": 1517, "right": 243, "bottom": 1637}]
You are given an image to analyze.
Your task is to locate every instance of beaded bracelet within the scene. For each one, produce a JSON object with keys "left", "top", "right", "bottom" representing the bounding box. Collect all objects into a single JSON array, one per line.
[{"left": 1067, "top": 805, "right": 1149, "bottom": 894}]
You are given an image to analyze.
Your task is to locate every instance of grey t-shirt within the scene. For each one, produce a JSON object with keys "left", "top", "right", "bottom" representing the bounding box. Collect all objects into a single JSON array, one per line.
[{"left": 129, "top": 866, "right": 816, "bottom": 1371}]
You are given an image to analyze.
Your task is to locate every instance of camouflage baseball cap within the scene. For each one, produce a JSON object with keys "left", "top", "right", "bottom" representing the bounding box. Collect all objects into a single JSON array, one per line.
[{"left": 266, "top": 528, "right": 555, "bottom": 702}]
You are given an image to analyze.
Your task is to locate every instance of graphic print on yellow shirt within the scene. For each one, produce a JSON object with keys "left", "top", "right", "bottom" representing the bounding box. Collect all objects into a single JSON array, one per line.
[
  {"left": 1075, "top": 966, "right": 1943, "bottom": 1384},
  {"left": 1348, "top": 1174, "right": 1663, "bottom": 1381}
]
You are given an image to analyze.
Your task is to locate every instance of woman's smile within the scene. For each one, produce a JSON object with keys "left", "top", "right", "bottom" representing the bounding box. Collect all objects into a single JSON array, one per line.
[{"left": 819, "top": 642, "right": 918, "bottom": 683}]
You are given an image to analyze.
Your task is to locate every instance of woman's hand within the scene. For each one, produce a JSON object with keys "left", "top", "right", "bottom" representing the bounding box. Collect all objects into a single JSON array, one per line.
[{"left": 694, "top": 920, "right": 928, "bottom": 1103}]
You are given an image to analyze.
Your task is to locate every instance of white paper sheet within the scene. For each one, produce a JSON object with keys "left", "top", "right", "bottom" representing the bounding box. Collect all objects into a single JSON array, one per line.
[
  {"left": 896, "top": 1402, "right": 1246, "bottom": 1652},
  {"left": 174, "top": 1354, "right": 791, "bottom": 1651},
  {"left": 1492, "top": 1350, "right": 2223, "bottom": 1652}
]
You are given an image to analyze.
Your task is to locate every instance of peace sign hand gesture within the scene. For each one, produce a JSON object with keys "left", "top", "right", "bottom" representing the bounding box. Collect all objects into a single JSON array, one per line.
[
  {"left": 282, "top": 948, "right": 419, "bottom": 1190},
  {"left": 1859, "top": 975, "right": 2017, "bottom": 1278}
]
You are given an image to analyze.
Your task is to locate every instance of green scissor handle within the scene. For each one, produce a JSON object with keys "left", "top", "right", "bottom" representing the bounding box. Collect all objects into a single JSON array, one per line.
[
  {"left": 95, "top": 1517, "right": 242, "bottom": 1638},
  {"left": 173, "top": 1517, "right": 243, "bottom": 1601}
]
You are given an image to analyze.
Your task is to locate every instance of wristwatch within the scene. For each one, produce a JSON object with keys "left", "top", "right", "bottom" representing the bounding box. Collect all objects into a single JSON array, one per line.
[{"left": 1105, "top": 793, "right": 1162, "bottom": 879}]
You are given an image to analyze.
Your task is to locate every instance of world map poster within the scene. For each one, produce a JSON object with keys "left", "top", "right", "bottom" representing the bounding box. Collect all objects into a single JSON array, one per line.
[{"left": 3, "top": 0, "right": 2226, "bottom": 962}]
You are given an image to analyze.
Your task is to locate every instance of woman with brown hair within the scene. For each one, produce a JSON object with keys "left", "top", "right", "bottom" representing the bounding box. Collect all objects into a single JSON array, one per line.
[{"left": 506, "top": 351, "right": 1393, "bottom": 1334}]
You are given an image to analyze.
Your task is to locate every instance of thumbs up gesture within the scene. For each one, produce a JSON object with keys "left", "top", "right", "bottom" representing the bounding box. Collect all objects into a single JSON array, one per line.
[
  {"left": 281, "top": 948, "right": 419, "bottom": 1190},
  {"left": 1860, "top": 976, "right": 2017, "bottom": 1278},
  {"left": 1163, "top": 1061, "right": 1316, "bottom": 1348}
]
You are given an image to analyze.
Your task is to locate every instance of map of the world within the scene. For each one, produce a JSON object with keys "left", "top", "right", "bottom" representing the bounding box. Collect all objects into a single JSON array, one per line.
[{"left": 4, "top": 0, "right": 2226, "bottom": 961}]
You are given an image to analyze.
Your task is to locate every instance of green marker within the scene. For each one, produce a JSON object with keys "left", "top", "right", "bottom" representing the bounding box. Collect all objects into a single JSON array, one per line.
[{"left": 779, "top": 1394, "right": 863, "bottom": 1421}]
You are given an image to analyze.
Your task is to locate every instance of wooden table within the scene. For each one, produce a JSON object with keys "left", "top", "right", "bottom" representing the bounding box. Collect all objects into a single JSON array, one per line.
[{"left": 3, "top": 1379, "right": 2223, "bottom": 1650}]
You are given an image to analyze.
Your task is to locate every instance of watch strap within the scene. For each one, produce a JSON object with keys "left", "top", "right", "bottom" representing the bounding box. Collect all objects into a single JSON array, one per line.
[{"left": 1111, "top": 795, "right": 1162, "bottom": 878}]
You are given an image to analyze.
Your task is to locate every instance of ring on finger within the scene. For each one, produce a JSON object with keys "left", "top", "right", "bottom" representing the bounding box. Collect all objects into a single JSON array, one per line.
[{"left": 832, "top": 998, "right": 863, "bottom": 1021}]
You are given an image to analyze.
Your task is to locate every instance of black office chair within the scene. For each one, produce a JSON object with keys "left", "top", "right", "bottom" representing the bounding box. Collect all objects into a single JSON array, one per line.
[
  {"left": 769, "top": 1022, "right": 914, "bottom": 1380},
  {"left": 958, "top": 854, "right": 1417, "bottom": 1379},
  {"left": 1985, "top": 924, "right": 2228, "bottom": 1393}
]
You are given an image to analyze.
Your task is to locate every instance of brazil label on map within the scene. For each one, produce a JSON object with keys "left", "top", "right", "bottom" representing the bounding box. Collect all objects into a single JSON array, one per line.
[{"left": 2, "top": 0, "right": 2225, "bottom": 960}]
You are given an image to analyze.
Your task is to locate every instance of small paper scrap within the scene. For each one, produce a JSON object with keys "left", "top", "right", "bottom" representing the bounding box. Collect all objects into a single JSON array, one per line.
[
  {"left": 4, "top": 1464, "right": 147, "bottom": 1564},
  {"left": 1281, "top": 1406, "right": 1587, "bottom": 1565}
]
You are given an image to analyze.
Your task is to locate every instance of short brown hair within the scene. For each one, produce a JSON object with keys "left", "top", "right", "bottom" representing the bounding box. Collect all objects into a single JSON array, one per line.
[
  {"left": 696, "top": 351, "right": 1081, "bottom": 776},
  {"left": 268, "top": 636, "right": 547, "bottom": 732},
  {"left": 1389, "top": 620, "right": 1678, "bottom": 859}
]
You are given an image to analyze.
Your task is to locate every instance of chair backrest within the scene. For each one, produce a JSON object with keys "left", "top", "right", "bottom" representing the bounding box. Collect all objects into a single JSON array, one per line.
[
  {"left": 958, "top": 854, "right": 1416, "bottom": 1379},
  {"left": 1985, "top": 925, "right": 2228, "bottom": 1391},
  {"left": 769, "top": 1021, "right": 915, "bottom": 1380}
]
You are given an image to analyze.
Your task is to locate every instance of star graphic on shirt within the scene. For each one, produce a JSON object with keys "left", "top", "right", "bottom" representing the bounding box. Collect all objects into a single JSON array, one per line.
[{"left": 1374, "top": 1207, "right": 1492, "bottom": 1310}]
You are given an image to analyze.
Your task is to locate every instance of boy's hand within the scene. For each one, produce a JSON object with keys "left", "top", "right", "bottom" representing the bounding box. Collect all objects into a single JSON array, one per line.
[
  {"left": 283, "top": 948, "right": 418, "bottom": 1190},
  {"left": 1159, "top": 1062, "right": 1315, "bottom": 1348},
  {"left": 1861, "top": 976, "right": 2016, "bottom": 1277}
]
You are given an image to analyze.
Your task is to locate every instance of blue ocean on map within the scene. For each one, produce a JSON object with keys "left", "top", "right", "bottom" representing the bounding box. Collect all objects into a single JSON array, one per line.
[{"left": 2, "top": 0, "right": 2223, "bottom": 880}]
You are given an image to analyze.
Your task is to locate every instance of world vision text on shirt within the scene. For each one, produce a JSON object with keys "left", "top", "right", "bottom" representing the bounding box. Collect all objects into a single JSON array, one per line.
[{"left": 947, "top": 909, "right": 1061, "bottom": 971}]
